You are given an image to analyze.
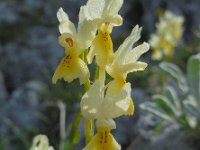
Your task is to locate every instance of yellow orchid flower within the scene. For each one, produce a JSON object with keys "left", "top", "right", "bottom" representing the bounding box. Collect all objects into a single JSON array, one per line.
[
  {"left": 81, "top": 80, "right": 132, "bottom": 119},
  {"left": 83, "top": 0, "right": 123, "bottom": 67},
  {"left": 52, "top": 8, "right": 98, "bottom": 84},
  {"left": 81, "top": 0, "right": 123, "bottom": 29},
  {"left": 30, "top": 135, "right": 54, "bottom": 150},
  {"left": 83, "top": 119, "right": 120, "bottom": 150},
  {"left": 81, "top": 80, "right": 132, "bottom": 149},
  {"left": 150, "top": 11, "right": 184, "bottom": 60},
  {"left": 106, "top": 25, "right": 149, "bottom": 89}
]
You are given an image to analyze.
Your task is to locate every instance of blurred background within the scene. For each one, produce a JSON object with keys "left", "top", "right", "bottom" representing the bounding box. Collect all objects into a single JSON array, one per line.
[{"left": 0, "top": 0, "right": 199, "bottom": 150}]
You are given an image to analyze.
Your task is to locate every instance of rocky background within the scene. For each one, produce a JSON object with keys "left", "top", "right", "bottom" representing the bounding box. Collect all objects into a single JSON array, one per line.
[{"left": 0, "top": 0, "right": 200, "bottom": 150}]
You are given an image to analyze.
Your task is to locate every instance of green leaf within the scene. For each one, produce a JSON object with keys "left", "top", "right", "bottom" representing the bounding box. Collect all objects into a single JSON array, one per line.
[
  {"left": 140, "top": 102, "right": 174, "bottom": 122},
  {"left": 160, "top": 62, "right": 188, "bottom": 93},
  {"left": 164, "top": 86, "right": 182, "bottom": 116},
  {"left": 153, "top": 122, "right": 164, "bottom": 132},
  {"left": 177, "top": 115, "right": 190, "bottom": 128},
  {"left": 183, "top": 96, "right": 200, "bottom": 118},
  {"left": 153, "top": 94, "right": 175, "bottom": 116},
  {"left": 0, "top": 144, "right": 5, "bottom": 150},
  {"left": 64, "top": 111, "right": 82, "bottom": 149},
  {"left": 187, "top": 53, "right": 200, "bottom": 103}
]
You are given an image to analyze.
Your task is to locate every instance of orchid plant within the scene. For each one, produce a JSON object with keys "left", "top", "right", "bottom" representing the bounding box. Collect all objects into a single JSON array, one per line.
[
  {"left": 150, "top": 11, "right": 184, "bottom": 60},
  {"left": 30, "top": 0, "right": 149, "bottom": 149}
]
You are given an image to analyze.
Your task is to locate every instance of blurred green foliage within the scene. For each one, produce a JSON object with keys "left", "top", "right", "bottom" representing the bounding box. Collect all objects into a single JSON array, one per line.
[{"left": 140, "top": 53, "right": 200, "bottom": 147}]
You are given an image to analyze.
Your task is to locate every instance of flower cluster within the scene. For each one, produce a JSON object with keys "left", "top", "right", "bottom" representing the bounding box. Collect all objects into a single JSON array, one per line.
[
  {"left": 52, "top": 0, "right": 149, "bottom": 149},
  {"left": 150, "top": 11, "right": 184, "bottom": 60}
]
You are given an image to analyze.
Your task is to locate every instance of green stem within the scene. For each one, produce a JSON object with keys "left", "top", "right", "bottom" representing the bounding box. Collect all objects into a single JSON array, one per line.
[
  {"left": 99, "top": 67, "right": 106, "bottom": 87},
  {"left": 64, "top": 111, "right": 82, "bottom": 149},
  {"left": 94, "top": 66, "right": 99, "bottom": 81},
  {"left": 83, "top": 79, "right": 94, "bottom": 144},
  {"left": 84, "top": 119, "right": 94, "bottom": 144},
  {"left": 82, "top": 49, "right": 94, "bottom": 145}
]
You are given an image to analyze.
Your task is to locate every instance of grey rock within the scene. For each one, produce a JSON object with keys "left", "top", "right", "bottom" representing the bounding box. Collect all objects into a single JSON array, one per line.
[
  {"left": 0, "top": 2, "right": 19, "bottom": 24},
  {"left": 1, "top": 81, "right": 48, "bottom": 129},
  {"left": 127, "top": 123, "right": 194, "bottom": 150},
  {"left": 0, "top": 80, "right": 48, "bottom": 150},
  {"left": 2, "top": 26, "right": 61, "bottom": 89}
]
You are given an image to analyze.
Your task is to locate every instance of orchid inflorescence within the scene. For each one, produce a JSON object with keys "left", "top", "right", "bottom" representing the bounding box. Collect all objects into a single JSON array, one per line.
[
  {"left": 150, "top": 11, "right": 184, "bottom": 60},
  {"left": 52, "top": 0, "right": 149, "bottom": 149}
]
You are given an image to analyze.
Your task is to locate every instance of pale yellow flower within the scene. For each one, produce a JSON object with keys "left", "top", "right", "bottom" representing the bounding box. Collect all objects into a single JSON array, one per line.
[
  {"left": 80, "top": 0, "right": 123, "bottom": 29},
  {"left": 106, "top": 25, "right": 149, "bottom": 90},
  {"left": 30, "top": 135, "right": 54, "bottom": 150},
  {"left": 81, "top": 80, "right": 132, "bottom": 119},
  {"left": 150, "top": 11, "right": 184, "bottom": 60},
  {"left": 81, "top": 80, "right": 132, "bottom": 150},
  {"left": 52, "top": 8, "right": 98, "bottom": 84},
  {"left": 83, "top": 119, "right": 120, "bottom": 150},
  {"left": 84, "top": 0, "right": 123, "bottom": 67}
]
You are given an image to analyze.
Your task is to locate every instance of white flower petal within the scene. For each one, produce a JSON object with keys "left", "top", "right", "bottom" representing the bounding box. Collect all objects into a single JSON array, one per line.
[
  {"left": 57, "top": 8, "right": 76, "bottom": 35},
  {"left": 103, "top": 0, "right": 123, "bottom": 17},
  {"left": 118, "top": 62, "right": 148, "bottom": 75},
  {"left": 81, "top": 0, "right": 105, "bottom": 20},
  {"left": 80, "top": 81, "right": 102, "bottom": 119},
  {"left": 125, "top": 42, "right": 149, "bottom": 63},
  {"left": 81, "top": 0, "right": 123, "bottom": 27},
  {"left": 77, "top": 59, "right": 90, "bottom": 84},
  {"left": 104, "top": 15, "right": 123, "bottom": 27},
  {"left": 113, "top": 25, "right": 142, "bottom": 65},
  {"left": 81, "top": 81, "right": 132, "bottom": 120},
  {"left": 100, "top": 82, "right": 132, "bottom": 118},
  {"left": 77, "top": 8, "right": 98, "bottom": 49},
  {"left": 30, "top": 135, "right": 54, "bottom": 150},
  {"left": 96, "top": 119, "right": 116, "bottom": 129}
]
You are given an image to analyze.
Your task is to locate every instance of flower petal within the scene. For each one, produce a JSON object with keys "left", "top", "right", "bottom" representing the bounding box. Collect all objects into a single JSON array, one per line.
[
  {"left": 103, "top": 15, "right": 123, "bottom": 29},
  {"left": 57, "top": 8, "right": 76, "bottom": 35},
  {"left": 88, "top": 25, "right": 114, "bottom": 67},
  {"left": 81, "top": 0, "right": 123, "bottom": 27},
  {"left": 77, "top": 7, "right": 98, "bottom": 49},
  {"left": 113, "top": 25, "right": 142, "bottom": 65},
  {"left": 100, "top": 82, "right": 132, "bottom": 118},
  {"left": 30, "top": 135, "right": 54, "bottom": 150},
  {"left": 103, "top": 0, "right": 123, "bottom": 18},
  {"left": 106, "top": 79, "right": 126, "bottom": 96},
  {"left": 125, "top": 42, "right": 149, "bottom": 64},
  {"left": 96, "top": 119, "right": 116, "bottom": 130},
  {"left": 118, "top": 62, "right": 148, "bottom": 75},
  {"left": 58, "top": 33, "right": 75, "bottom": 49},
  {"left": 80, "top": 0, "right": 105, "bottom": 20},
  {"left": 77, "top": 58, "right": 90, "bottom": 84},
  {"left": 80, "top": 81, "right": 102, "bottom": 119},
  {"left": 83, "top": 124, "right": 121, "bottom": 150},
  {"left": 52, "top": 52, "right": 89, "bottom": 84}
]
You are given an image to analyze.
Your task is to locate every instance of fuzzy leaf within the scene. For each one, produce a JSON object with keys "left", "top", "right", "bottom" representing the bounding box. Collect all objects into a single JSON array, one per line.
[
  {"left": 140, "top": 102, "right": 174, "bottom": 122},
  {"left": 160, "top": 62, "right": 188, "bottom": 93},
  {"left": 187, "top": 53, "right": 200, "bottom": 103},
  {"left": 164, "top": 86, "right": 182, "bottom": 116},
  {"left": 183, "top": 96, "right": 200, "bottom": 119},
  {"left": 153, "top": 94, "right": 177, "bottom": 117}
]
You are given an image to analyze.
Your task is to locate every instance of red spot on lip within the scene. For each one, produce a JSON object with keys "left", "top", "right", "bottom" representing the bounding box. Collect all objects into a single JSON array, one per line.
[{"left": 65, "top": 38, "right": 73, "bottom": 47}]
